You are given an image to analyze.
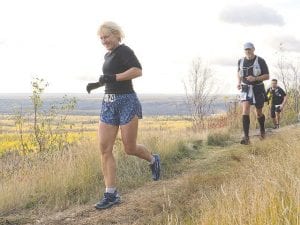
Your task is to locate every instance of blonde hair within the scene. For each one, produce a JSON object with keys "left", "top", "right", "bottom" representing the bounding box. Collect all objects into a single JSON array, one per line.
[{"left": 97, "top": 21, "right": 124, "bottom": 42}]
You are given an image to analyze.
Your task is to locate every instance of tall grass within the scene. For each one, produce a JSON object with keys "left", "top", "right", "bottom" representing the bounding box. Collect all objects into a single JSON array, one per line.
[
  {"left": 159, "top": 127, "right": 300, "bottom": 225},
  {"left": 206, "top": 129, "right": 232, "bottom": 146},
  {"left": 0, "top": 140, "right": 102, "bottom": 213},
  {"left": 197, "top": 132, "right": 300, "bottom": 224},
  {"left": 0, "top": 127, "right": 195, "bottom": 214},
  {"left": 226, "top": 99, "right": 299, "bottom": 131},
  {"left": 1, "top": 114, "right": 299, "bottom": 225}
]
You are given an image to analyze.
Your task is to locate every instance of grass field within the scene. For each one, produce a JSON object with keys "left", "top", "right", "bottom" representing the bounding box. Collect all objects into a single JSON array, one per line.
[
  {"left": 0, "top": 116, "right": 196, "bottom": 213},
  {"left": 0, "top": 114, "right": 299, "bottom": 225},
  {"left": 158, "top": 126, "right": 300, "bottom": 225},
  {"left": 0, "top": 115, "right": 193, "bottom": 155}
]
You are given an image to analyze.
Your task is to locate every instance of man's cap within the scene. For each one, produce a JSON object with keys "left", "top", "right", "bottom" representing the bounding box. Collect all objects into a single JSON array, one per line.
[{"left": 244, "top": 42, "right": 255, "bottom": 49}]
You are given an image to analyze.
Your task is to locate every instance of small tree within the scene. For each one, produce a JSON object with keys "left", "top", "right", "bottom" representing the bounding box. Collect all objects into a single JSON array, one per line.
[
  {"left": 31, "top": 78, "right": 49, "bottom": 152},
  {"left": 183, "top": 58, "right": 216, "bottom": 130},
  {"left": 274, "top": 43, "right": 300, "bottom": 114},
  {"left": 275, "top": 44, "right": 292, "bottom": 92},
  {"left": 15, "top": 107, "right": 29, "bottom": 154},
  {"left": 15, "top": 77, "right": 77, "bottom": 153},
  {"left": 45, "top": 95, "right": 77, "bottom": 151},
  {"left": 290, "top": 64, "right": 300, "bottom": 113}
]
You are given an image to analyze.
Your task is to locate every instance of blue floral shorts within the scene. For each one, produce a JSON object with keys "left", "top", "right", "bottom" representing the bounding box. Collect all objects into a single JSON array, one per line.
[{"left": 100, "top": 93, "right": 142, "bottom": 126}]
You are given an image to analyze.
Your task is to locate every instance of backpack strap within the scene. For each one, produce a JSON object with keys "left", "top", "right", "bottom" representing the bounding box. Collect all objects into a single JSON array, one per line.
[{"left": 239, "top": 57, "right": 244, "bottom": 77}]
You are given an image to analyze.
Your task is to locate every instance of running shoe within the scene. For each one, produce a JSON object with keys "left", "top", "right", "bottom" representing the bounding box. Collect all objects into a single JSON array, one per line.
[
  {"left": 94, "top": 191, "right": 120, "bottom": 210},
  {"left": 240, "top": 136, "right": 250, "bottom": 145},
  {"left": 150, "top": 154, "right": 161, "bottom": 181}
]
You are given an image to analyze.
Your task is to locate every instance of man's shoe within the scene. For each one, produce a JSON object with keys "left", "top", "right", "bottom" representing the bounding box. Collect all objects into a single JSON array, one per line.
[
  {"left": 150, "top": 154, "right": 161, "bottom": 181},
  {"left": 240, "top": 137, "right": 250, "bottom": 145},
  {"left": 95, "top": 191, "right": 120, "bottom": 210}
]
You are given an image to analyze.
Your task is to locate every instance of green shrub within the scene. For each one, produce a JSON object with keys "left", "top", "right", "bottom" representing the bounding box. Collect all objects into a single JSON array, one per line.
[{"left": 207, "top": 131, "right": 231, "bottom": 147}]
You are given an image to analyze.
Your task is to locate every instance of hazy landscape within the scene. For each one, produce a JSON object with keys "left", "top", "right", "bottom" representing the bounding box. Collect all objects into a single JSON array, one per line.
[
  {"left": 0, "top": 93, "right": 234, "bottom": 116},
  {"left": 1, "top": 90, "right": 299, "bottom": 225}
]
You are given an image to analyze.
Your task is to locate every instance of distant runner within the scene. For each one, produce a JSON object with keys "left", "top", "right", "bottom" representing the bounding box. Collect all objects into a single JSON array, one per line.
[
  {"left": 237, "top": 42, "right": 270, "bottom": 144},
  {"left": 266, "top": 79, "right": 287, "bottom": 129},
  {"left": 86, "top": 21, "right": 161, "bottom": 210}
]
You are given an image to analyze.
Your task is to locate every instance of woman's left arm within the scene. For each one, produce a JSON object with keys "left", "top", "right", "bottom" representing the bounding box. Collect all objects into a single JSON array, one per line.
[{"left": 116, "top": 67, "right": 142, "bottom": 81}]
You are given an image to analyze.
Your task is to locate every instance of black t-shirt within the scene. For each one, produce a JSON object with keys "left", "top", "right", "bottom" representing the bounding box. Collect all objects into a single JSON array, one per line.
[
  {"left": 102, "top": 44, "right": 142, "bottom": 94},
  {"left": 237, "top": 56, "right": 269, "bottom": 85},
  {"left": 266, "top": 86, "right": 286, "bottom": 105}
]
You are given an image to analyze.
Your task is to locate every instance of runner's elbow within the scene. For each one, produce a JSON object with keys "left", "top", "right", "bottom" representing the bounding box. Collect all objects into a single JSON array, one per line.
[
  {"left": 265, "top": 74, "right": 270, "bottom": 80},
  {"left": 134, "top": 68, "right": 142, "bottom": 77}
]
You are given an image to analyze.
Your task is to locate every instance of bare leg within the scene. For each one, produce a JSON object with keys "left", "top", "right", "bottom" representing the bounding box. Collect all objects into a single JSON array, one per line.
[
  {"left": 275, "top": 112, "right": 280, "bottom": 128},
  {"left": 256, "top": 107, "right": 266, "bottom": 137},
  {"left": 120, "top": 116, "right": 152, "bottom": 162},
  {"left": 242, "top": 101, "right": 251, "bottom": 115},
  {"left": 256, "top": 107, "right": 265, "bottom": 118},
  {"left": 276, "top": 112, "right": 281, "bottom": 126},
  {"left": 272, "top": 117, "right": 277, "bottom": 126},
  {"left": 98, "top": 122, "right": 119, "bottom": 188}
]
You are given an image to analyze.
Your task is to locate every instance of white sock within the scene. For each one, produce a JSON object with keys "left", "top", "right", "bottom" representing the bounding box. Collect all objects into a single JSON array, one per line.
[
  {"left": 105, "top": 187, "right": 116, "bottom": 193},
  {"left": 150, "top": 156, "right": 155, "bottom": 164}
]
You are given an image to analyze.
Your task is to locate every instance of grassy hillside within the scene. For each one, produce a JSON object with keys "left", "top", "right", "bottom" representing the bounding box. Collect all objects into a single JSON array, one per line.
[
  {"left": 0, "top": 116, "right": 299, "bottom": 225},
  {"left": 158, "top": 125, "right": 300, "bottom": 225},
  {"left": 0, "top": 117, "right": 195, "bottom": 213}
]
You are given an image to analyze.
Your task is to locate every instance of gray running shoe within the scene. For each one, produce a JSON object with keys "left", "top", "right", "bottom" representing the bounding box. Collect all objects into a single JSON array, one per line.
[
  {"left": 95, "top": 191, "right": 120, "bottom": 210},
  {"left": 150, "top": 154, "right": 161, "bottom": 181}
]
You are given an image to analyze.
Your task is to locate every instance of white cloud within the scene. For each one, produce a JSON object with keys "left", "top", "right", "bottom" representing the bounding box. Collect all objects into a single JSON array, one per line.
[{"left": 220, "top": 3, "right": 285, "bottom": 26}]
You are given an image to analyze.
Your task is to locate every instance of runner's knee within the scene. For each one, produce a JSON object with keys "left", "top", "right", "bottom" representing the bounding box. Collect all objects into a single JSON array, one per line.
[
  {"left": 123, "top": 144, "right": 137, "bottom": 156},
  {"left": 99, "top": 141, "right": 114, "bottom": 155}
]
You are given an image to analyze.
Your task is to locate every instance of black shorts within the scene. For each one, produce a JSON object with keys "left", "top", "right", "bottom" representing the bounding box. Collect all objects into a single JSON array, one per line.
[
  {"left": 270, "top": 105, "right": 281, "bottom": 118},
  {"left": 240, "top": 83, "right": 267, "bottom": 109}
]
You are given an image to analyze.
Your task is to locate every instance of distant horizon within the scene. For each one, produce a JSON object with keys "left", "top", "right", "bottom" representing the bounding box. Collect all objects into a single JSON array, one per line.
[
  {"left": 0, "top": 92, "right": 231, "bottom": 116},
  {"left": 0, "top": 92, "right": 238, "bottom": 97}
]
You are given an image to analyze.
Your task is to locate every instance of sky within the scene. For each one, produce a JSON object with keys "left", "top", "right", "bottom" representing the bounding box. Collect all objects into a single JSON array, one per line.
[{"left": 0, "top": 0, "right": 300, "bottom": 95}]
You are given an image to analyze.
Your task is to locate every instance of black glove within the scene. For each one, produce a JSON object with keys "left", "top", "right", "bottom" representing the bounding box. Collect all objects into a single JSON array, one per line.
[
  {"left": 86, "top": 82, "right": 102, "bottom": 94},
  {"left": 99, "top": 74, "right": 116, "bottom": 84}
]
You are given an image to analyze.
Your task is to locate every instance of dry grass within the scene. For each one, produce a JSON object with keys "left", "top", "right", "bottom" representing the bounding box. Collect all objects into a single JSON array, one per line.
[
  {"left": 1, "top": 115, "right": 299, "bottom": 225},
  {"left": 197, "top": 132, "right": 300, "bottom": 225},
  {"left": 154, "top": 126, "right": 300, "bottom": 225},
  {"left": 0, "top": 117, "right": 196, "bottom": 215},
  {"left": 0, "top": 116, "right": 193, "bottom": 155},
  {"left": 0, "top": 140, "right": 102, "bottom": 213}
]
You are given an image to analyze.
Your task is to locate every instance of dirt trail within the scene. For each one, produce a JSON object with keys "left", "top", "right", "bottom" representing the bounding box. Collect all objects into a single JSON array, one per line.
[
  {"left": 34, "top": 146, "right": 222, "bottom": 225},
  {"left": 36, "top": 178, "right": 181, "bottom": 225}
]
